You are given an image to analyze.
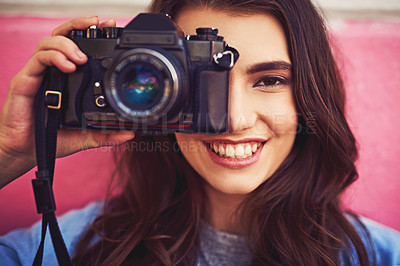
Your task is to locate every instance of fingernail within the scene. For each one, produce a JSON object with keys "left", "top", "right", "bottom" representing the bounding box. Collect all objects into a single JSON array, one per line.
[
  {"left": 76, "top": 50, "right": 86, "bottom": 60},
  {"left": 65, "top": 60, "right": 75, "bottom": 69}
]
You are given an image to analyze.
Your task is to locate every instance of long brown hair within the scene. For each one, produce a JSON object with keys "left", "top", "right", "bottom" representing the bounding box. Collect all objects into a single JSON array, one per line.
[{"left": 73, "top": 0, "right": 373, "bottom": 265}]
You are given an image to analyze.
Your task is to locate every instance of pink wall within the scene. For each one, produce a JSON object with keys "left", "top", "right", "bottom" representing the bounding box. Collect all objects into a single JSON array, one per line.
[{"left": 0, "top": 16, "right": 399, "bottom": 235}]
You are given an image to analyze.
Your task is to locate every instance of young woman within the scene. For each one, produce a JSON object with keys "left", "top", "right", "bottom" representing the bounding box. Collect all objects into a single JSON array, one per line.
[{"left": 1, "top": 0, "right": 399, "bottom": 265}]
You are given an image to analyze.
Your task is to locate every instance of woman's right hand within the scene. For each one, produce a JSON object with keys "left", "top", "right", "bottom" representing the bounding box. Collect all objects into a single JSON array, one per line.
[{"left": 0, "top": 17, "right": 135, "bottom": 188}]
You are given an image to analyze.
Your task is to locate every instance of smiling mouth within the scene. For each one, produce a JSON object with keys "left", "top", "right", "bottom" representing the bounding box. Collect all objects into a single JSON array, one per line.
[{"left": 204, "top": 141, "right": 265, "bottom": 159}]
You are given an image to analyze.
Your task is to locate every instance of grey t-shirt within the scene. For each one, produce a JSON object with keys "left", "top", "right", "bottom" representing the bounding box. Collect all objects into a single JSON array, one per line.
[{"left": 198, "top": 220, "right": 252, "bottom": 266}]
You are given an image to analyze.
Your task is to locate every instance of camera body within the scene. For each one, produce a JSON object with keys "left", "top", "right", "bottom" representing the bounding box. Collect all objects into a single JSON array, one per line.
[{"left": 60, "top": 13, "right": 238, "bottom": 134}]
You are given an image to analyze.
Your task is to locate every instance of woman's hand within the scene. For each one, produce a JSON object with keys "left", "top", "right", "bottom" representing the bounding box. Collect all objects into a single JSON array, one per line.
[{"left": 0, "top": 17, "right": 135, "bottom": 188}]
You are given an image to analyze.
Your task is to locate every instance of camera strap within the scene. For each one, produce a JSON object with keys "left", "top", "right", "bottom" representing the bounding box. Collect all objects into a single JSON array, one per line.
[{"left": 32, "top": 67, "right": 72, "bottom": 266}]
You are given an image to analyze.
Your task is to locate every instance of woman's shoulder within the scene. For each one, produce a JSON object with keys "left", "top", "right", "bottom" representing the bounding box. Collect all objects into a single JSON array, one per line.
[
  {"left": 347, "top": 214, "right": 400, "bottom": 265},
  {"left": 0, "top": 201, "right": 103, "bottom": 266}
]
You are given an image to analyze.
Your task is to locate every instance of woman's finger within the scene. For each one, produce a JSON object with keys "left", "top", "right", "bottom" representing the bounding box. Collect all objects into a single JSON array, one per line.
[
  {"left": 7, "top": 51, "right": 75, "bottom": 103},
  {"left": 10, "top": 50, "right": 77, "bottom": 99},
  {"left": 56, "top": 130, "right": 135, "bottom": 157},
  {"left": 99, "top": 18, "right": 117, "bottom": 29},
  {"left": 34, "top": 36, "right": 87, "bottom": 64},
  {"left": 52, "top": 16, "right": 100, "bottom": 37}
]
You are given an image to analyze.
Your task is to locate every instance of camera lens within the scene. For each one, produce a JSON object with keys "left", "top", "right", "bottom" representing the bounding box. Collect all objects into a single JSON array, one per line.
[
  {"left": 104, "top": 48, "right": 187, "bottom": 123},
  {"left": 118, "top": 64, "right": 163, "bottom": 109}
]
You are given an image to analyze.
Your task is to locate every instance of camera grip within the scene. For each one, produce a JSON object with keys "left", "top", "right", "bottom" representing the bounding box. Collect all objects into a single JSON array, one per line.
[{"left": 197, "top": 70, "right": 229, "bottom": 134}]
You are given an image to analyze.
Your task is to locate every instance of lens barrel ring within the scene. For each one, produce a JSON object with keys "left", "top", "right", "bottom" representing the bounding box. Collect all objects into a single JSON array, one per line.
[{"left": 104, "top": 47, "right": 187, "bottom": 123}]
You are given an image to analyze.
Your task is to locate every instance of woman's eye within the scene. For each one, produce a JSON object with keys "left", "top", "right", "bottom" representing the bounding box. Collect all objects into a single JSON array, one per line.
[{"left": 253, "top": 76, "right": 288, "bottom": 88}]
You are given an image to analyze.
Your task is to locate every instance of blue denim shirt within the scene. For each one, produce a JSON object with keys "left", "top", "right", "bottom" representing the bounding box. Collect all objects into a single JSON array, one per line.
[{"left": 1, "top": 201, "right": 399, "bottom": 265}]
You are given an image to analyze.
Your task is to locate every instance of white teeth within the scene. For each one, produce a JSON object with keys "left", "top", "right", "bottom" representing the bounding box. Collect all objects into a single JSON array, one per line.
[
  {"left": 210, "top": 142, "right": 263, "bottom": 159},
  {"left": 218, "top": 145, "right": 225, "bottom": 156},
  {"left": 245, "top": 144, "right": 252, "bottom": 156},
  {"left": 235, "top": 145, "right": 244, "bottom": 157},
  {"left": 226, "top": 144, "right": 235, "bottom": 157},
  {"left": 213, "top": 143, "right": 218, "bottom": 153},
  {"left": 252, "top": 144, "right": 257, "bottom": 153}
]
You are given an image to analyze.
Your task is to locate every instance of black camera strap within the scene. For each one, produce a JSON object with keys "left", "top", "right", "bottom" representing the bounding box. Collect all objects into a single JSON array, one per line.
[{"left": 32, "top": 67, "right": 72, "bottom": 266}]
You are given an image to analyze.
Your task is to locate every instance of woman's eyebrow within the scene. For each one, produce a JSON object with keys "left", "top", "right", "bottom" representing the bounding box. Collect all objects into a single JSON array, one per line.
[{"left": 246, "top": 61, "right": 292, "bottom": 74}]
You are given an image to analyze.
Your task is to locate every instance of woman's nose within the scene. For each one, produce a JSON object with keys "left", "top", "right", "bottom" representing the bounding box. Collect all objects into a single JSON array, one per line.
[{"left": 227, "top": 79, "right": 257, "bottom": 134}]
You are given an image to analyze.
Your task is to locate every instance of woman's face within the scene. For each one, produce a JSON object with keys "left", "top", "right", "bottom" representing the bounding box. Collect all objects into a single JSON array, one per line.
[{"left": 175, "top": 8, "right": 298, "bottom": 195}]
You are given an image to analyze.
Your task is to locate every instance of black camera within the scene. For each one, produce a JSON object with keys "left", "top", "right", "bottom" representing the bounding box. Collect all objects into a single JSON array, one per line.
[{"left": 57, "top": 13, "right": 238, "bottom": 134}]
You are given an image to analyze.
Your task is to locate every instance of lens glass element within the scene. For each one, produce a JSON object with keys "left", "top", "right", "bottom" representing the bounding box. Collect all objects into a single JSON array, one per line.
[
  {"left": 106, "top": 48, "right": 185, "bottom": 123},
  {"left": 119, "top": 64, "right": 164, "bottom": 109}
]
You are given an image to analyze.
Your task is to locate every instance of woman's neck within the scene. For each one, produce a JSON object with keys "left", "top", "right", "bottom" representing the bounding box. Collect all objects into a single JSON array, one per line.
[{"left": 203, "top": 183, "right": 246, "bottom": 234}]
